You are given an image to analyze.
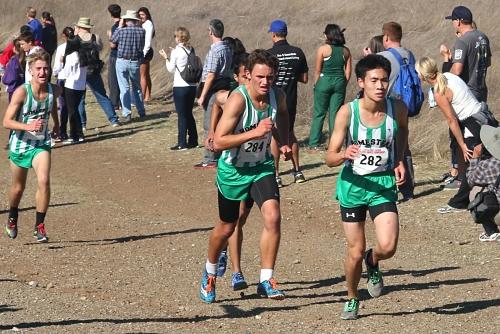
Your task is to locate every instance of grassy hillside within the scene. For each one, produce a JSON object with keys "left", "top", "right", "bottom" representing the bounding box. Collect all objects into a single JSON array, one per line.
[{"left": 2, "top": 0, "right": 498, "bottom": 157}]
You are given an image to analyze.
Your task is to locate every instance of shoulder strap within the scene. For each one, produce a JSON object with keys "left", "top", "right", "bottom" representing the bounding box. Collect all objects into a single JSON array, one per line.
[{"left": 387, "top": 48, "right": 404, "bottom": 66}]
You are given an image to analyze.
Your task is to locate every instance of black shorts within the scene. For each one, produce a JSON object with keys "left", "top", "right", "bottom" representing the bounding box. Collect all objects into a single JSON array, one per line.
[
  {"left": 460, "top": 116, "right": 482, "bottom": 149},
  {"left": 144, "top": 48, "right": 154, "bottom": 62},
  {"left": 340, "top": 202, "right": 398, "bottom": 223},
  {"left": 218, "top": 174, "right": 279, "bottom": 223}
]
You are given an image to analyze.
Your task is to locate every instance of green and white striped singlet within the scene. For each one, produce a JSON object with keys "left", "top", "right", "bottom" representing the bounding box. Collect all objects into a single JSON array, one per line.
[
  {"left": 346, "top": 97, "right": 398, "bottom": 175},
  {"left": 9, "top": 83, "right": 53, "bottom": 154},
  {"left": 219, "top": 85, "right": 278, "bottom": 168}
]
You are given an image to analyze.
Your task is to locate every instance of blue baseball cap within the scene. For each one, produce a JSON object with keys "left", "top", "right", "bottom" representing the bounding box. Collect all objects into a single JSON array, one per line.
[
  {"left": 445, "top": 6, "right": 473, "bottom": 22},
  {"left": 268, "top": 19, "right": 287, "bottom": 34}
]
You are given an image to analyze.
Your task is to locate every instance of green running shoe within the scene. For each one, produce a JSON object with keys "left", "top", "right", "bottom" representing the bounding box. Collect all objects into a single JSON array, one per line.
[
  {"left": 365, "top": 248, "right": 384, "bottom": 297},
  {"left": 341, "top": 298, "right": 359, "bottom": 320}
]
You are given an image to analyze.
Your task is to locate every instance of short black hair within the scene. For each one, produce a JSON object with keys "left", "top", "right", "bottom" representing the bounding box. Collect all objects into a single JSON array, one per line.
[
  {"left": 355, "top": 54, "right": 391, "bottom": 79},
  {"left": 20, "top": 25, "right": 32, "bottom": 34},
  {"left": 108, "top": 4, "right": 121, "bottom": 19},
  {"left": 247, "top": 49, "right": 278, "bottom": 73},
  {"left": 209, "top": 19, "right": 224, "bottom": 38},
  {"left": 233, "top": 52, "right": 249, "bottom": 75}
]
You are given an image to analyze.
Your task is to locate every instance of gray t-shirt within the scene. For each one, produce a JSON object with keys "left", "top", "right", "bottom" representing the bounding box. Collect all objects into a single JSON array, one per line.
[
  {"left": 452, "top": 29, "right": 491, "bottom": 102},
  {"left": 378, "top": 47, "right": 411, "bottom": 96}
]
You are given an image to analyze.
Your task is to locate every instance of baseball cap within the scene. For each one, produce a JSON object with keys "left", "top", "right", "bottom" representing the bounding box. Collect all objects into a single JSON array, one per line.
[
  {"left": 268, "top": 19, "right": 287, "bottom": 34},
  {"left": 445, "top": 6, "right": 473, "bottom": 22},
  {"left": 480, "top": 125, "right": 500, "bottom": 160}
]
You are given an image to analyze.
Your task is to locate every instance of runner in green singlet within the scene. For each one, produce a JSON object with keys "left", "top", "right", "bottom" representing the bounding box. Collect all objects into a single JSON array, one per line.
[
  {"left": 326, "top": 54, "right": 408, "bottom": 320},
  {"left": 3, "top": 50, "right": 61, "bottom": 243},
  {"left": 200, "top": 49, "right": 292, "bottom": 303}
]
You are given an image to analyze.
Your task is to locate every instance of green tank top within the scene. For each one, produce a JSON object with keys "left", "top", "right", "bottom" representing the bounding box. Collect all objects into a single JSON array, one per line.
[
  {"left": 9, "top": 83, "right": 53, "bottom": 154},
  {"left": 321, "top": 45, "right": 345, "bottom": 77}
]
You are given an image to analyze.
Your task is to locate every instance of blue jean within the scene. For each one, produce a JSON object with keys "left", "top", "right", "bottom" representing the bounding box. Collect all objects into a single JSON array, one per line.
[
  {"left": 115, "top": 58, "right": 145, "bottom": 117},
  {"left": 78, "top": 91, "right": 87, "bottom": 127},
  {"left": 173, "top": 86, "right": 198, "bottom": 147},
  {"left": 86, "top": 72, "right": 119, "bottom": 124}
]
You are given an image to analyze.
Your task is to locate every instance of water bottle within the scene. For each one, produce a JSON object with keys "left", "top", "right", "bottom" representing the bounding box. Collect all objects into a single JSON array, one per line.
[{"left": 427, "top": 87, "right": 436, "bottom": 108}]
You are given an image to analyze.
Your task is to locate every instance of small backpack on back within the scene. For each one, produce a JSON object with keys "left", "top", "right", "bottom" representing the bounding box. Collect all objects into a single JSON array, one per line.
[
  {"left": 176, "top": 47, "right": 202, "bottom": 84},
  {"left": 387, "top": 48, "right": 424, "bottom": 117},
  {"left": 78, "top": 34, "right": 104, "bottom": 75}
]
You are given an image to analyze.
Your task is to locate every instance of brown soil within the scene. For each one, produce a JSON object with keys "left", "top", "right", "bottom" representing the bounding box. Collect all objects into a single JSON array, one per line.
[{"left": 0, "top": 96, "right": 498, "bottom": 334}]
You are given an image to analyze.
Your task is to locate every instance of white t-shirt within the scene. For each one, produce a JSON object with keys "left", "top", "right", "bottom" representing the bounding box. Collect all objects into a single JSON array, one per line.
[
  {"left": 62, "top": 51, "right": 87, "bottom": 91},
  {"left": 142, "top": 20, "right": 154, "bottom": 56},
  {"left": 444, "top": 72, "right": 482, "bottom": 120},
  {"left": 53, "top": 42, "right": 66, "bottom": 79},
  {"left": 166, "top": 44, "right": 196, "bottom": 87}
]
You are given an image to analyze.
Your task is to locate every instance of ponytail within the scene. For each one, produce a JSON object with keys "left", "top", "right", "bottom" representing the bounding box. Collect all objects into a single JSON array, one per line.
[
  {"left": 434, "top": 72, "right": 448, "bottom": 96},
  {"left": 416, "top": 56, "right": 448, "bottom": 96}
]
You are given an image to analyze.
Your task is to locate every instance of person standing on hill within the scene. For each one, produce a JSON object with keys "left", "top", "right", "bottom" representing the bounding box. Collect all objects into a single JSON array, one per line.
[
  {"left": 138, "top": 7, "right": 155, "bottom": 103},
  {"left": 18, "top": 32, "right": 43, "bottom": 83},
  {"left": 308, "top": 24, "right": 351, "bottom": 151},
  {"left": 107, "top": 4, "right": 121, "bottom": 110},
  {"left": 194, "top": 19, "right": 233, "bottom": 169},
  {"left": 26, "top": 7, "right": 42, "bottom": 45},
  {"left": 267, "top": 19, "right": 309, "bottom": 186}
]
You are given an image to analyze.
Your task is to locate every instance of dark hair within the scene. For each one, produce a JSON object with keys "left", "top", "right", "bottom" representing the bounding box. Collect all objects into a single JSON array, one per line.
[
  {"left": 13, "top": 38, "right": 26, "bottom": 71},
  {"left": 382, "top": 21, "right": 402, "bottom": 42},
  {"left": 18, "top": 32, "right": 34, "bottom": 44},
  {"left": 209, "top": 19, "right": 224, "bottom": 38},
  {"left": 233, "top": 52, "right": 249, "bottom": 75},
  {"left": 368, "top": 35, "right": 384, "bottom": 53},
  {"left": 324, "top": 24, "right": 345, "bottom": 46},
  {"left": 20, "top": 25, "right": 32, "bottom": 34},
  {"left": 274, "top": 32, "right": 287, "bottom": 38},
  {"left": 233, "top": 38, "right": 246, "bottom": 57},
  {"left": 247, "top": 49, "right": 279, "bottom": 73},
  {"left": 62, "top": 26, "right": 74, "bottom": 39},
  {"left": 108, "top": 4, "right": 121, "bottom": 18},
  {"left": 138, "top": 7, "right": 155, "bottom": 38},
  {"left": 355, "top": 54, "right": 391, "bottom": 79},
  {"left": 223, "top": 36, "right": 235, "bottom": 50}
]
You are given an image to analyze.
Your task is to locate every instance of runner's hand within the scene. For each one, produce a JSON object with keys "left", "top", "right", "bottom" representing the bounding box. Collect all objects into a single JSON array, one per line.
[
  {"left": 28, "top": 119, "right": 44, "bottom": 132},
  {"left": 461, "top": 143, "right": 473, "bottom": 162},
  {"left": 253, "top": 117, "right": 273, "bottom": 138},
  {"left": 205, "top": 133, "right": 215, "bottom": 152},
  {"left": 394, "top": 161, "right": 406, "bottom": 186},
  {"left": 280, "top": 145, "right": 292, "bottom": 161},
  {"left": 343, "top": 144, "right": 360, "bottom": 160}
]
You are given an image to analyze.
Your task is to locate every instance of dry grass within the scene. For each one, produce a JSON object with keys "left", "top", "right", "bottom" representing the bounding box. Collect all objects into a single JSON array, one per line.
[{"left": 1, "top": 0, "right": 498, "bottom": 158}]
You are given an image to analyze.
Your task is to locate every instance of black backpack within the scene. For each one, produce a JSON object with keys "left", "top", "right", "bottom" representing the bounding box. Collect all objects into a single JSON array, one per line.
[
  {"left": 176, "top": 47, "right": 202, "bottom": 84},
  {"left": 78, "top": 34, "right": 104, "bottom": 75}
]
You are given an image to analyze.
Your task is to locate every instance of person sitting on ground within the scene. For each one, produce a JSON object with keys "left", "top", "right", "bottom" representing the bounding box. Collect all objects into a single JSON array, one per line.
[{"left": 467, "top": 125, "right": 500, "bottom": 242}]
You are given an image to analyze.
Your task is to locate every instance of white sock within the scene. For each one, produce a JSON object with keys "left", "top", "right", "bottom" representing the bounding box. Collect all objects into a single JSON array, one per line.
[
  {"left": 205, "top": 260, "right": 217, "bottom": 275},
  {"left": 260, "top": 269, "right": 273, "bottom": 283}
]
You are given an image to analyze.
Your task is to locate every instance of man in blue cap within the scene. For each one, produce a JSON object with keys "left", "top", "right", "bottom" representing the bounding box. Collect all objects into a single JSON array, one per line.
[{"left": 267, "top": 19, "right": 309, "bottom": 187}]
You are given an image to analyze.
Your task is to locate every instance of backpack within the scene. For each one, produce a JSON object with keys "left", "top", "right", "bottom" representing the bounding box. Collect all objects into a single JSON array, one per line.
[
  {"left": 176, "top": 47, "right": 202, "bottom": 84},
  {"left": 78, "top": 34, "right": 104, "bottom": 75},
  {"left": 468, "top": 175, "right": 500, "bottom": 223},
  {"left": 387, "top": 48, "right": 424, "bottom": 117}
]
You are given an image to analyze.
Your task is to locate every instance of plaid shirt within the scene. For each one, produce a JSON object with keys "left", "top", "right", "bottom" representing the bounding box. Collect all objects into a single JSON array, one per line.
[
  {"left": 467, "top": 157, "right": 500, "bottom": 201},
  {"left": 201, "top": 41, "right": 232, "bottom": 82},
  {"left": 110, "top": 26, "right": 145, "bottom": 61}
]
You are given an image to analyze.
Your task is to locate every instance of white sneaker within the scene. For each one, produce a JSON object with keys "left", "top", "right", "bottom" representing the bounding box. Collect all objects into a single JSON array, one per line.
[{"left": 479, "top": 232, "right": 500, "bottom": 242}]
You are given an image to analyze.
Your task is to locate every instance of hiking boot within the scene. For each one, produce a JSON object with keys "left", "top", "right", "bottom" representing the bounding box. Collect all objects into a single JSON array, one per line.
[
  {"left": 216, "top": 250, "right": 227, "bottom": 277},
  {"left": 479, "top": 232, "right": 500, "bottom": 242},
  {"left": 341, "top": 298, "right": 360, "bottom": 320},
  {"left": 275, "top": 176, "right": 283, "bottom": 188},
  {"left": 257, "top": 278, "right": 285, "bottom": 300},
  {"left": 5, "top": 218, "right": 17, "bottom": 239},
  {"left": 293, "top": 170, "right": 306, "bottom": 183},
  {"left": 199, "top": 269, "right": 216, "bottom": 303},
  {"left": 231, "top": 272, "right": 248, "bottom": 291},
  {"left": 364, "top": 249, "right": 383, "bottom": 298},
  {"left": 33, "top": 223, "right": 48, "bottom": 243}
]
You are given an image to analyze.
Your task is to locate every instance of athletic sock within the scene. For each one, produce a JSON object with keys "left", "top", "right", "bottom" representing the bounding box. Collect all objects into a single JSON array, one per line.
[
  {"left": 367, "top": 249, "right": 378, "bottom": 268},
  {"left": 35, "top": 211, "right": 46, "bottom": 227},
  {"left": 205, "top": 260, "right": 217, "bottom": 276},
  {"left": 9, "top": 207, "right": 18, "bottom": 222},
  {"left": 260, "top": 269, "right": 273, "bottom": 283}
]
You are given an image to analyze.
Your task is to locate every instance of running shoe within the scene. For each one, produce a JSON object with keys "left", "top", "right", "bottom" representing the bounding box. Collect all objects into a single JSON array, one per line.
[
  {"left": 479, "top": 232, "right": 500, "bottom": 242},
  {"left": 193, "top": 162, "right": 217, "bottom": 169},
  {"left": 199, "top": 269, "right": 216, "bottom": 303},
  {"left": 231, "top": 272, "right": 248, "bottom": 291},
  {"left": 62, "top": 138, "right": 75, "bottom": 145},
  {"left": 293, "top": 170, "right": 306, "bottom": 183},
  {"left": 437, "top": 205, "right": 466, "bottom": 214},
  {"left": 364, "top": 249, "right": 383, "bottom": 298},
  {"left": 216, "top": 250, "right": 228, "bottom": 277},
  {"left": 443, "top": 180, "right": 460, "bottom": 190},
  {"left": 275, "top": 176, "right": 283, "bottom": 188},
  {"left": 257, "top": 278, "right": 285, "bottom": 300},
  {"left": 341, "top": 298, "right": 360, "bottom": 320},
  {"left": 442, "top": 173, "right": 458, "bottom": 185},
  {"left": 5, "top": 218, "right": 17, "bottom": 239},
  {"left": 33, "top": 223, "right": 48, "bottom": 243}
]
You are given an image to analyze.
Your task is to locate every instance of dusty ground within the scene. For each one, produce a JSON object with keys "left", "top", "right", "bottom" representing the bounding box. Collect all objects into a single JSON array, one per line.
[{"left": 0, "top": 94, "right": 498, "bottom": 334}]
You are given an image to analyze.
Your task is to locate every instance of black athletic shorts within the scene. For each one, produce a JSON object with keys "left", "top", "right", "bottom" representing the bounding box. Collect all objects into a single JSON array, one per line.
[
  {"left": 218, "top": 174, "right": 279, "bottom": 223},
  {"left": 340, "top": 202, "right": 398, "bottom": 223}
]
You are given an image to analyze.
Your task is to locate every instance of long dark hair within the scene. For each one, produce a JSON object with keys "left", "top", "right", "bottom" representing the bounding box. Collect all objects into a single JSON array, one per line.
[
  {"left": 41, "top": 11, "right": 56, "bottom": 27},
  {"left": 138, "top": 7, "right": 155, "bottom": 38},
  {"left": 324, "top": 24, "right": 346, "bottom": 46}
]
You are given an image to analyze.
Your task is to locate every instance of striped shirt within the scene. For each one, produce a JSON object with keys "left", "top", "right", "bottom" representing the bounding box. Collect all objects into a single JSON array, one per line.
[
  {"left": 9, "top": 83, "right": 53, "bottom": 154},
  {"left": 110, "top": 26, "right": 145, "bottom": 61},
  {"left": 346, "top": 97, "right": 398, "bottom": 175},
  {"left": 219, "top": 85, "right": 278, "bottom": 168}
]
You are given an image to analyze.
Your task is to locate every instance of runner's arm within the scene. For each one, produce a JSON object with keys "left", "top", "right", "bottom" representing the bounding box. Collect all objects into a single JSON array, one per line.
[
  {"left": 2, "top": 86, "right": 39, "bottom": 131},
  {"left": 326, "top": 104, "right": 355, "bottom": 167},
  {"left": 213, "top": 92, "right": 272, "bottom": 151}
]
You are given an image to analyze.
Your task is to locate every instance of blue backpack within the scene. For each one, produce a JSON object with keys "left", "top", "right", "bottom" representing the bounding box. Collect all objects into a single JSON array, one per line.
[{"left": 387, "top": 48, "right": 424, "bottom": 117}]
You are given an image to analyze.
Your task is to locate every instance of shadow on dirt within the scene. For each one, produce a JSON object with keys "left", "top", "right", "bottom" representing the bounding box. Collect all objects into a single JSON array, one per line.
[
  {"left": 46, "top": 227, "right": 212, "bottom": 249},
  {"left": 0, "top": 202, "right": 79, "bottom": 215},
  {"left": 0, "top": 304, "right": 22, "bottom": 314}
]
